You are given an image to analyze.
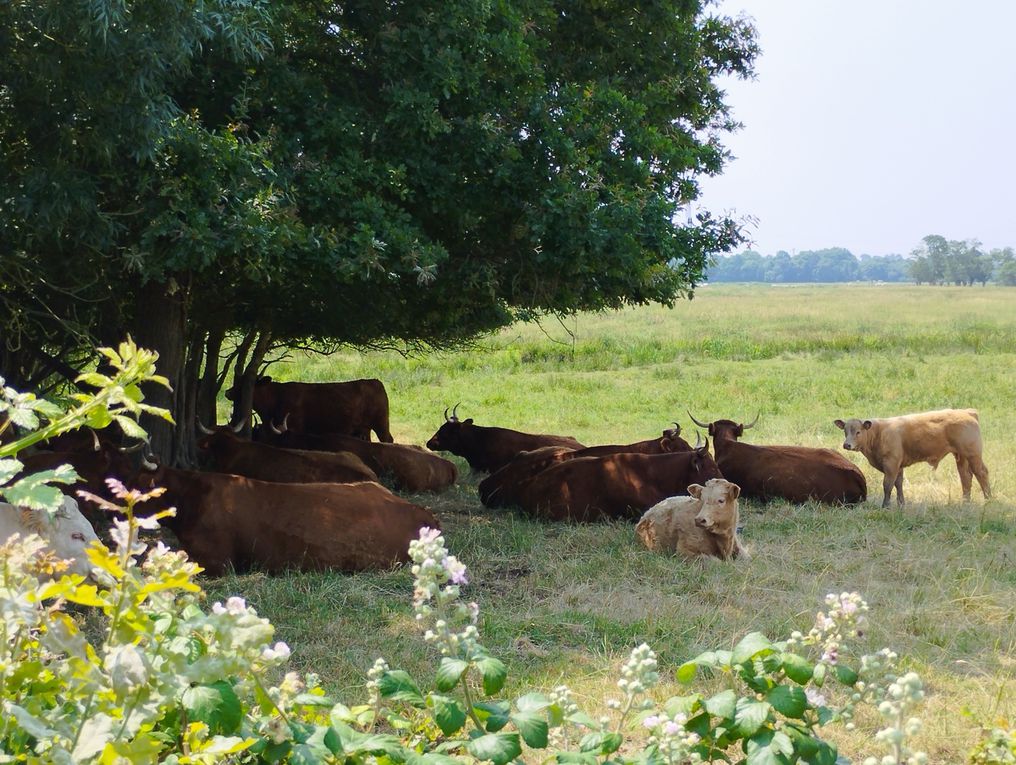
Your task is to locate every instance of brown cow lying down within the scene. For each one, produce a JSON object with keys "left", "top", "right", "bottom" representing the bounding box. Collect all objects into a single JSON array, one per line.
[
  {"left": 478, "top": 430, "right": 693, "bottom": 509},
  {"left": 835, "top": 408, "right": 991, "bottom": 508},
  {"left": 636, "top": 479, "right": 746, "bottom": 561},
  {"left": 515, "top": 445, "right": 722, "bottom": 522},
  {"left": 256, "top": 425, "right": 457, "bottom": 493},
  {"left": 197, "top": 427, "right": 377, "bottom": 484},
  {"left": 426, "top": 405, "right": 585, "bottom": 473},
  {"left": 689, "top": 414, "right": 867, "bottom": 505},
  {"left": 134, "top": 466, "right": 439, "bottom": 576}
]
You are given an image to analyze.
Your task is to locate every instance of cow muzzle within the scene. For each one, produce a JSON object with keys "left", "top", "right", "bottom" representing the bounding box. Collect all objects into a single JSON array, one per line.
[
  {"left": 842, "top": 443, "right": 853, "bottom": 451},
  {"left": 694, "top": 516, "right": 711, "bottom": 529}
]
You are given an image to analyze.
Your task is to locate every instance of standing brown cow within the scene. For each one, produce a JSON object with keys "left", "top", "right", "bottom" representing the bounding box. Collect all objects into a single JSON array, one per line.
[
  {"left": 834, "top": 408, "right": 991, "bottom": 508},
  {"left": 227, "top": 377, "right": 393, "bottom": 442}
]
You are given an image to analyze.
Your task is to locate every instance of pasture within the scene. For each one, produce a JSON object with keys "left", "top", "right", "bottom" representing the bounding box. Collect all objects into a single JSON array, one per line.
[{"left": 210, "top": 284, "right": 1016, "bottom": 760}]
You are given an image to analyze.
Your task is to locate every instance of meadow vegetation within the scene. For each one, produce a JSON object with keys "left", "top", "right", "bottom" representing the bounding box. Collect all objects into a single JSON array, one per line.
[{"left": 211, "top": 284, "right": 1016, "bottom": 761}]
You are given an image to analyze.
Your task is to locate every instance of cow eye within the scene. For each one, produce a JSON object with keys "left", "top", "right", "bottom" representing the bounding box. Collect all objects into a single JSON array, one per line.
[{"left": 71, "top": 532, "right": 86, "bottom": 541}]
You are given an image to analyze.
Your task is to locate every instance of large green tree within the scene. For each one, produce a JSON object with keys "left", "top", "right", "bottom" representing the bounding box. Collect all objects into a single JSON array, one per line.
[{"left": 2, "top": 0, "right": 758, "bottom": 462}]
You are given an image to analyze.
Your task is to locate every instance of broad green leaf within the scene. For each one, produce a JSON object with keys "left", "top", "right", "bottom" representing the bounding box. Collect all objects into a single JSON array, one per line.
[
  {"left": 113, "top": 414, "right": 148, "bottom": 439},
  {"left": 663, "top": 694, "right": 702, "bottom": 717},
  {"left": 734, "top": 698, "right": 772, "bottom": 737},
  {"left": 435, "top": 657, "right": 470, "bottom": 691},
  {"left": 466, "top": 732, "right": 522, "bottom": 765},
  {"left": 510, "top": 711, "right": 549, "bottom": 748},
  {"left": 428, "top": 693, "right": 467, "bottom": 736},
  {"left": 85, "top": 407, "right": 113, "bottom": 430},
  {"left": 293, "top": 692, "right": 334, "bottom": 707},
  {"left": 835, "top": 665, "right": 859, "bottom": 686},
  {"left": 780, "top": 653, "right": 814, "bottom": 685},
  {"left": 407, "top": 754, "right": 464, "bottom": 765},
  {"left": 476, "top": 655, "right": 507, "bottom": 695},
  {"left": 812, "top": 663, "right": 827, "bottom": 687},
  {"left": 766, "top": 685, "right": 807, "bottom": 719},
  {"left": 515, "top": 692, "right": 551, "bottom": 713},
  {"left": 0, "top": 458, "right": 23, "bottom": 484},
  {"left": 676, "top": 660, "right": 698, "bottom": 684},
  {"left": 579, "top": 732, "right": 622, "bottom": 755},
  {"left": 378, "top": 670, "right": 425, "bottom": 707},
  {"left": 703, "top": 689, "right": 737, "bottom": 719},
  {"left": 183, "top": 681, "right": 243, "bottom": 735},
  {"left": 2, "top": 465, "right": 80, "bottom": 511},
  {"left": 473, "top": 701, "right": 511, "bottom": 732},
  {"left": 555, "top": 754, "right": 598, "bottom": 765},
  {"left": 745, "top": 729, "right": 793, "bottom": 765},
  {"left": 732, "top": 632, "right": 773, "bottom": 664}
]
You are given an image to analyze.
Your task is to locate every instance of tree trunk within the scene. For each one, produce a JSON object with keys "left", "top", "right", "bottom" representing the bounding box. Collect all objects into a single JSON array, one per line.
[
  {"left": 197, "top": 326, "right": 226, "bottom": 427},
  {"left": 174, "top": 329, "right": 205, "bottom": 467},
  {"left": 229, "top": 330, "right": 272, "bottom": 439},
  {"left": 131, "top": 279, "right": 188, "bottom": 464}
]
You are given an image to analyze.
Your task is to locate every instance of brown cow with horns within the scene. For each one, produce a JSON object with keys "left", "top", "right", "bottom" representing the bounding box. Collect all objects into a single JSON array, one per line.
[{"left": 688, "top": 412, "right": 866, "bottom": 505}]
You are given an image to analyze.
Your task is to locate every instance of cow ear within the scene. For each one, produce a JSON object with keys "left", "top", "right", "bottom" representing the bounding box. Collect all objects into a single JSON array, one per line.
[
  {"left": 735, "top": 425, "right": 744, "bottom": 438},
  {"left": 463, "top": 418, "right": 474, "bottom": 425},
  {"left": 834, "top": 419, "right": 845, "bottom": 430},
  {"left": 862, "top": 420, "right": 872, "bottom": 430},
  {"left": 257, "top": 375, "right": 272, "bottom": 385},
  {"left": 728, "top": 484, "right": 741, "bottom": 500},
  {"left": 687, "top": 484, "right": 704, "bottom": 498}
]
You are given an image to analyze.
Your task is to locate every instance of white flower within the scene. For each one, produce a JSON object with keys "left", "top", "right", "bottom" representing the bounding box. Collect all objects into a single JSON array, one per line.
[
  {"left": 226, "top": 596, "right": 247, "bottom": 615},
  {"left": 262, "top": 641, "right": 291, "bottom": 662},
  {"left": 805, "top": 688, "right": 827, "bottom": 707}
]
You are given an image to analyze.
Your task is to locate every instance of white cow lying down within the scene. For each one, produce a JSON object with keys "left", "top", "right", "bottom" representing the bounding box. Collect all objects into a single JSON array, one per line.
[
  {"left": 1, "top": 496, "right": 99, "bottom": 579},
  {"left": 636, "top": 478, "right": 747, "bottom": 561}
]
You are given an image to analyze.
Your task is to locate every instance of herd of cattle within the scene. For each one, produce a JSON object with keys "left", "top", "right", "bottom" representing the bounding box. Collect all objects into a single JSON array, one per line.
[{"left": 3, "top": 375, "right": 993, "bottom": 579}]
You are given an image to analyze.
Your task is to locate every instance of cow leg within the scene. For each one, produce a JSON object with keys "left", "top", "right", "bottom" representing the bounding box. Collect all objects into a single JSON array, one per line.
[
  {"left": 968, "top": 454, "right": 992, "bottom": 499},
  {"left": 881, "top": 467, "right": 900, "bottom": 508},
  {"left": 955, "top": 454, "right": 973, "bottom": 501}
]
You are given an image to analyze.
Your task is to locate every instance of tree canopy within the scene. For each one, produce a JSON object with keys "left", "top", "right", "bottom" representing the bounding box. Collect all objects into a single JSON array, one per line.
[{"left": 2, "top": 0, "right": 759, "bottom": 461}]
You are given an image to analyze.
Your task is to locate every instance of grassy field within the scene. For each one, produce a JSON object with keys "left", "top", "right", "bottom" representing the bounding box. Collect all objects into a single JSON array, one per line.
[{"left": 210, "top": 284, "right": 1016, "bottom": 761}]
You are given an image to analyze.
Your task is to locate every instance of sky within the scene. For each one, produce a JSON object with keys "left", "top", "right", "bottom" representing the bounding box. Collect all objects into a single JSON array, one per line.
[{"left": 697, "top": 1, "right": 1016, "bottom": 257}]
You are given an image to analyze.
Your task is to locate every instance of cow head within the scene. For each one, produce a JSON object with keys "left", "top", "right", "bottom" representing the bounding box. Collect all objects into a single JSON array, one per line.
[
  {"left": 426, "top": 404, "right": 474, "bottom": 453},
  {"left": 689, "top": 478, "right": 741, "bottom": 534},
  {"left": 661, "top": 421, "right": 682, "bottom": 439},
  {"left": 224, "top": 375, "right": 273, "bottom": 402},
  {"left": 10, "top": 496, "right": 101, "bottom": 580},
  {"left": 687, "top": 411, "right": 759, "bottom": 442},
  {"left": 834, "top": 418, "right": 873, "bottom": 451},
  {"left": 196, "top": 419, "right": 246, "bottom": 452}
]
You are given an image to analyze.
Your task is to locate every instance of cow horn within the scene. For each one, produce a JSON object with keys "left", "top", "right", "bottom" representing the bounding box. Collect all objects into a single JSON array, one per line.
[
  {"left": 444, "top": 406, "right": 450, "bottom": 422},
  {"left": 671, "top": 421, "right": 681, "bottom": 434},
  {"left": 451, "top": 402, "right": 461, "bottom": 421},
  {"left": 119, "top": 441, "right": 146, "bottom": 454},
  {"left": 743, "top": 412, "right": 760, "bottom": 430},
  {"left": 268, "top": 419, "right": 282, "bottom": 435},
  {"left": 231, "top": 417, "right": 247, "bottom": 434},
  {"left": 694, "top": 430, "right": 703, "bottom": 449},
  {"left": 141, "top": 448, "right": 158, "bottom": 471},
  {"left": 196, "top": 419, "right": 214, "bottom": 435},
  {"left": 687, "top": 410, "right": 710, "bottom": 429},
  {"left": 90, "top": 430, "right": 101, "bottom": 452},
  {"left": 278, "top": 413, "right": 290, "bottom": 433}
]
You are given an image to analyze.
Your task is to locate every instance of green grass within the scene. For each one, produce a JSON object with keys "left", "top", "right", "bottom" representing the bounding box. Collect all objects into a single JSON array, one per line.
[{"left": 209, "top": 284, "right": 1016, "bottom": 761}]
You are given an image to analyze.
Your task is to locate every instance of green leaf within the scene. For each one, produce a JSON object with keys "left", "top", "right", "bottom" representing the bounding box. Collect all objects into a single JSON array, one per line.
[
  {"left": 0, "top": 458, "right": 23, "bottom": 485},
  {"left": 182, "top": 681, "right": 242, "bottom": 735},
  {"left": 510, "top": 711, "right": 549, "bottom": 748},
  {"left": 113, "top": 414, "right": 148, "bottom": 440},
  {"left": 766, "top": 685, "right": 807, "bottom": 719},
  {"left": 780, "top": 653, "right": 814, "bottom": 685},
  {"left": 515, "top": 692, "right": 551, "bottom": 713},
  {"left": 476, "top": 656, "right": 507, "bottom": 695},
  {"left": 745, "top": 729, "right": 793, "bottom": 765},
  {"left": 579, "top": 732, "right": 623, "bottom": 755},
  {"left": 663, "top": 694, "right": 702, "bottom": 718},
  {"left": 732, "top": 632, "right": 773, "bottom": 665},
  {"left": 555, "top": 754, "right": 598, "bottom": 765},
  {"left": 703, "top": 689, "right": 736, "bottom": 719},
  {"left": 734, "top": 698, "right": 772, "bottom": 737},
  {"left": 466, "top": 732, "right": 522, "bottom": 765},
  {"left": 435, "top": 657, "right": 470, "bottom": 692},
  {"left": 85, "top": 407, "right": 113, "bottom": 430},
  {"left": 407, "top": 754, "right": 464, "bottom": 765},
  {"left": 293, "top": 693, "right": 334, "bottom": 707},
  {"left": 428, "top": 694, "right": 467, "bottom": 736},
  {"left": 473, "top": 701, "right": 511, "bottom": 732},
  {"left": 378, "top": 670, "right": 425, "bottom": 707},
  {"left": 2, "top": 465, "right": 80, "bottom": 511},
  {"left": 676, "top": 661, "right": 698, "bottom": 684},
  {"left": 834, "top": 665, "right": 859, "bottom": 686},
  {"left": 812, "top": 663, "right": 827, "bottom": 687}
]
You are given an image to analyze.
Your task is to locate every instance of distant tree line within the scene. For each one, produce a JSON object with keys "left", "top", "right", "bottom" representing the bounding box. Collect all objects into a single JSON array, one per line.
[{"left": 707, "top": 236, "right": 1016, "bottom": 285}]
